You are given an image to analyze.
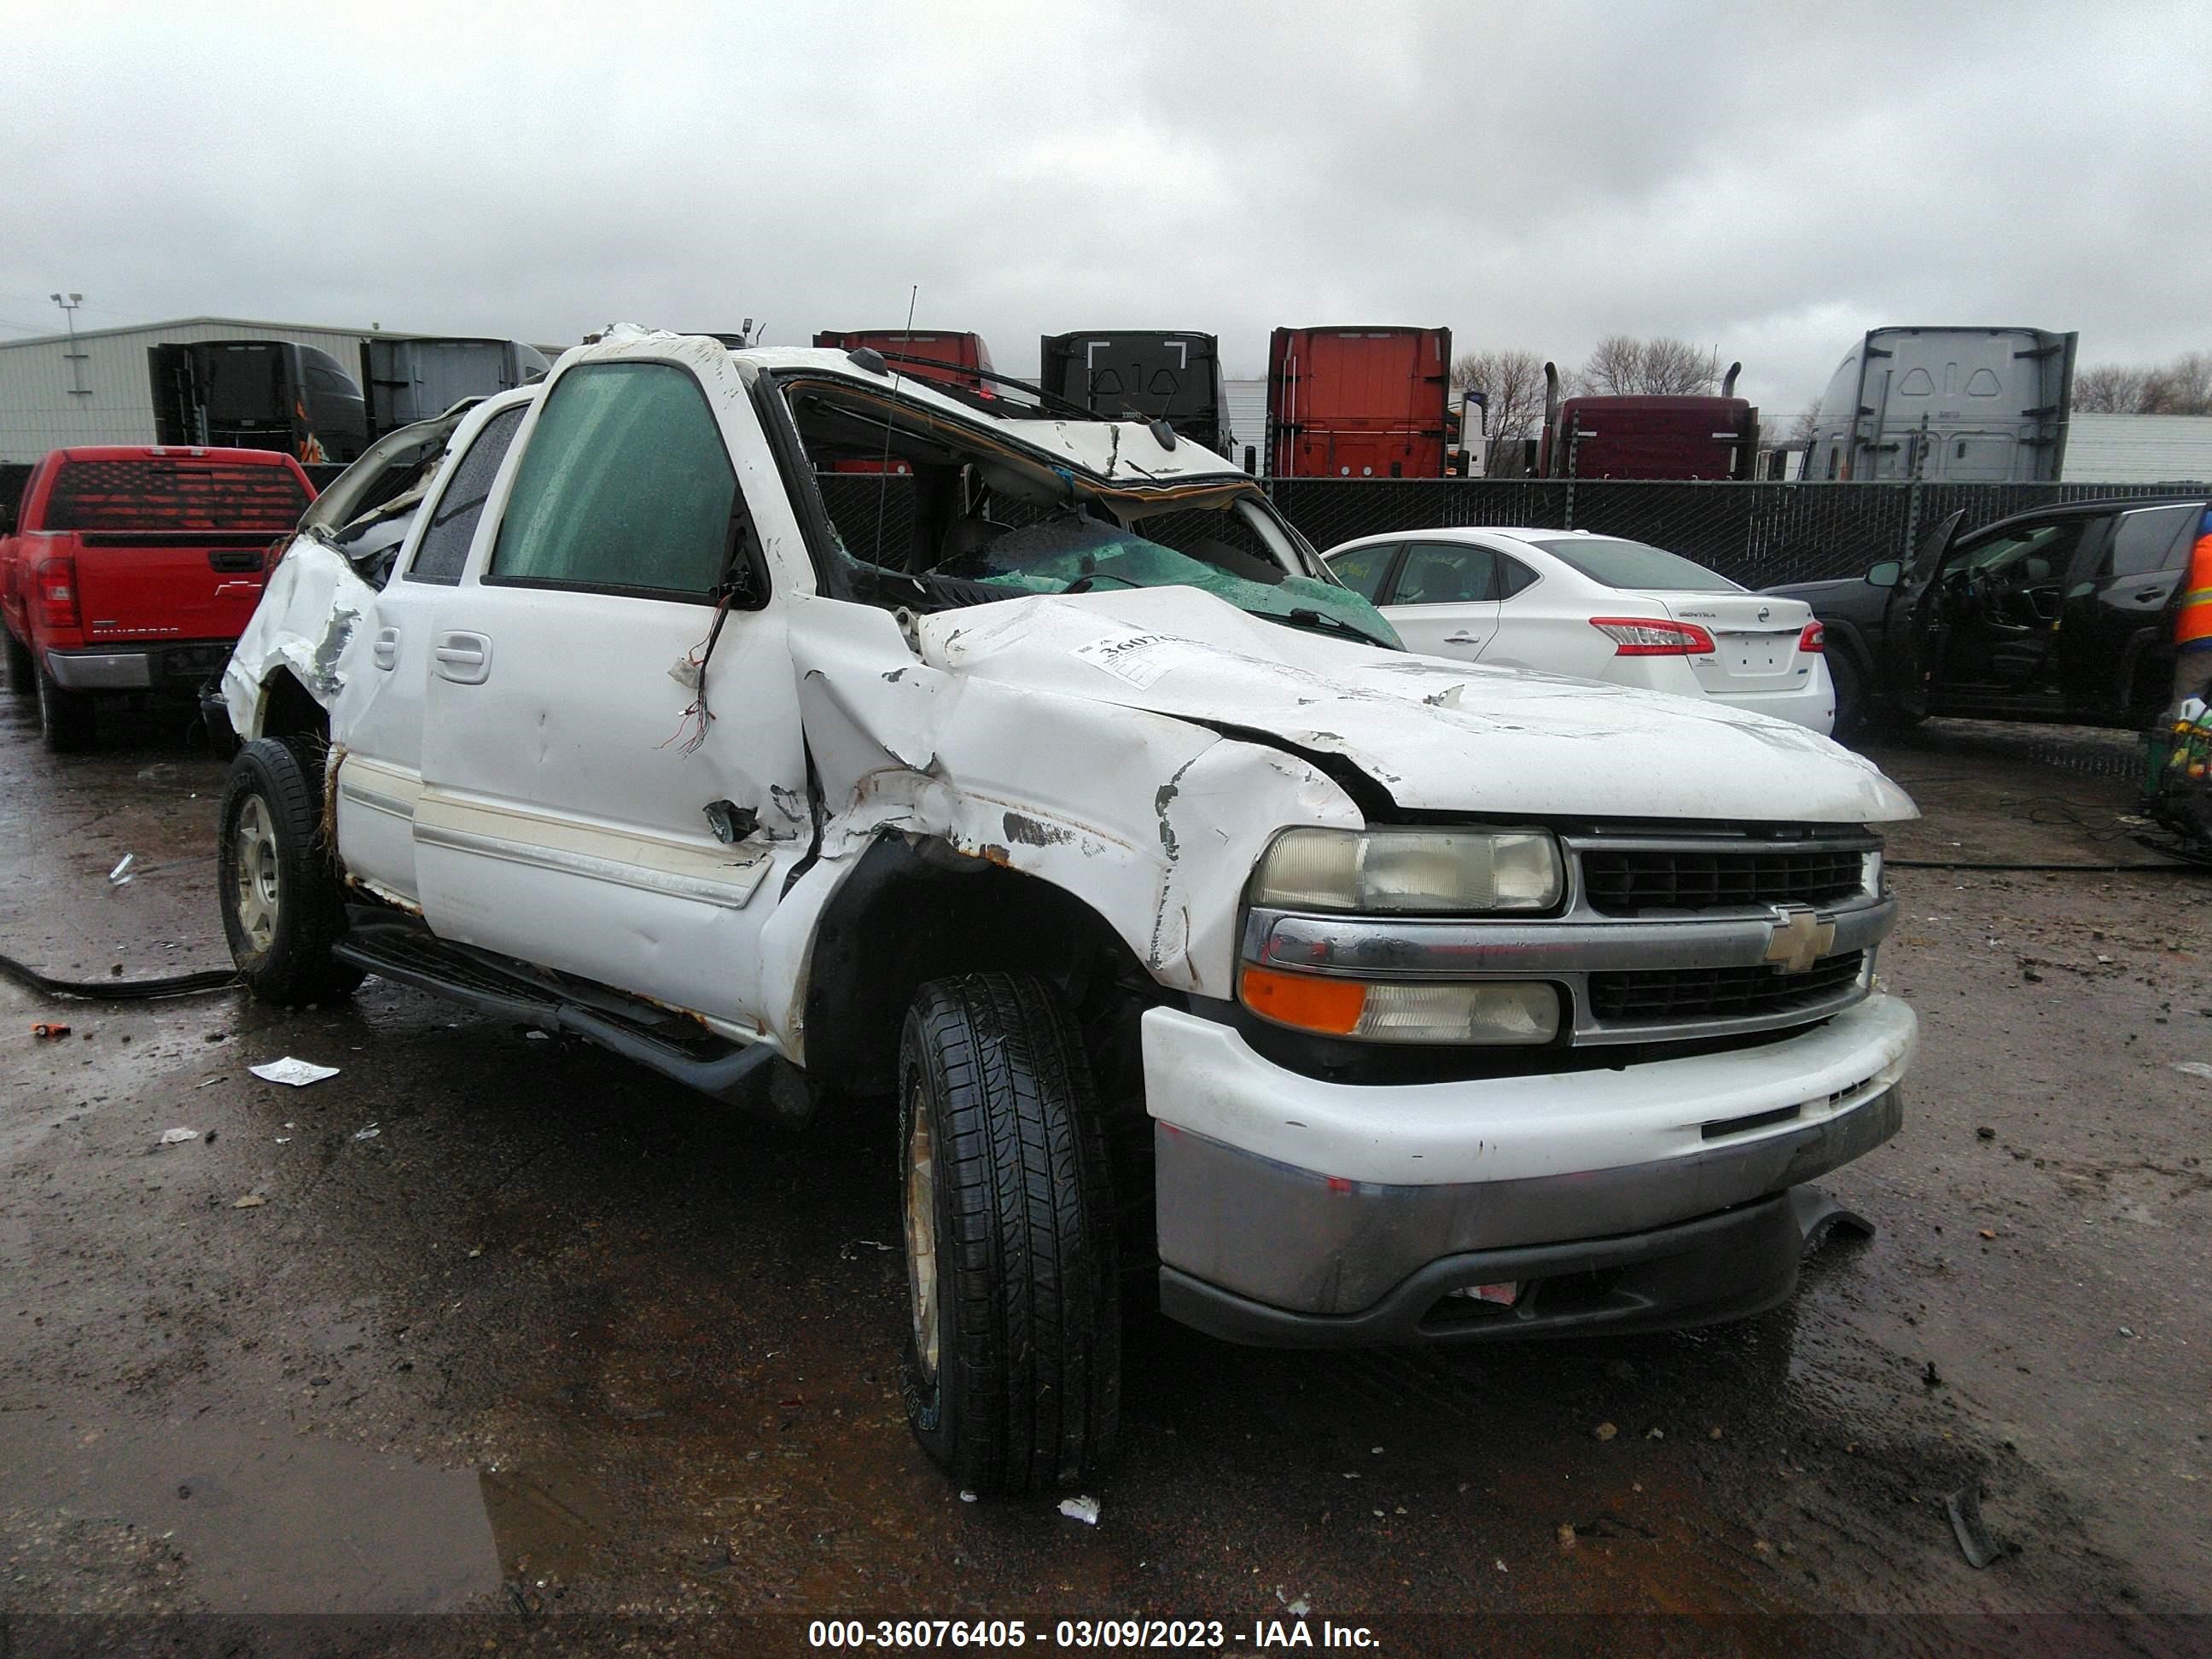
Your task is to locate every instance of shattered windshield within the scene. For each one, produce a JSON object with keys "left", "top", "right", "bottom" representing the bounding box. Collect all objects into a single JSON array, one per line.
[{"left": 776, "top": 375, "right": 1400, "bottom": 650}]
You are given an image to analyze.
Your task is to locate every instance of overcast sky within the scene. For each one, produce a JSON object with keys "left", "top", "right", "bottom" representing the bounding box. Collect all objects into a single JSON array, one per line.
[{"left": 3, "top": 1, "right": 2205, "bottom": 413}]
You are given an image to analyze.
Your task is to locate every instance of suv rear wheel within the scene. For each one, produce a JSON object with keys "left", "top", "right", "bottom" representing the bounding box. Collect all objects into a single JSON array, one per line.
[
  {"left": 216, "top": 737, "right": 364, "bottom": 1004},
  {"left": 898, "top": 973, "right": 1119, "bottom": 1494}
]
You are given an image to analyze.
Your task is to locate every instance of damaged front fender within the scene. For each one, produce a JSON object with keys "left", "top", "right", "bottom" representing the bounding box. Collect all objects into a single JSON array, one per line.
[{"left": 783, "top": 591, "right": 1359, "bottom": 998}]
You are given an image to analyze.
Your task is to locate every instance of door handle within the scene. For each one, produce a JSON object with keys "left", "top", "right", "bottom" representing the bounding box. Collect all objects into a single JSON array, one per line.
[
  {"left": 434, "top": 631, "right": 492, "bottom": 684},
  {"left": 372, "top": 626, "right": 399, "bottom": 671},
  {"left": 2133, "top": 587, "right": 2165, "bottom": 602},
  {"left": 1444, "top": 632, "right": 1481, "bottom": 644}
]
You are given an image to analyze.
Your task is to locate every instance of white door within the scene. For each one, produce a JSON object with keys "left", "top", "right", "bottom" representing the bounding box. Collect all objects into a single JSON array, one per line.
[
  {"left": 414, "top": 345, "right": 812, "bottom": 1034},
  {"left": 1379, "top": 539, "right": 1502, "bottom": 661},
  {"left": 330, "top": 398, "right": 531, "bottom": 908}
]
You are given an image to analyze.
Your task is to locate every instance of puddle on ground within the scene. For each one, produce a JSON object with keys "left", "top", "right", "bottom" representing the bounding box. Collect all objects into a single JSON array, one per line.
[{"left": 3, "top": 1412, "right": 507, "bottom": 1613}]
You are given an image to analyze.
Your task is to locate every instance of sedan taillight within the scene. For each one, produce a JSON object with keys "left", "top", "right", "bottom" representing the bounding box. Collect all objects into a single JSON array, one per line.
[
  {"left": 1589, "top": 616, "right": 1716, "bottom": 656},
  {"left": 1798, "top": 620, "right": 1825, "bottom": 654}
]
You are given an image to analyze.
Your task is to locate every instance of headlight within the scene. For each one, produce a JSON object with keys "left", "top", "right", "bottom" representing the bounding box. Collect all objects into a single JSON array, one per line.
[
  {"left": 1240, "top": 965, "right": 1561, "bottom": 1045},
  {"left": 1249, "top": 827, "right": 1562, "bottom": 914}
]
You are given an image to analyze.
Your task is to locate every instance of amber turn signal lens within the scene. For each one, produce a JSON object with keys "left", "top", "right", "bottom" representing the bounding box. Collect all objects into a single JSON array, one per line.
[{"left": 1239, "top": 964, "right": 1365, "bottom": 1036}]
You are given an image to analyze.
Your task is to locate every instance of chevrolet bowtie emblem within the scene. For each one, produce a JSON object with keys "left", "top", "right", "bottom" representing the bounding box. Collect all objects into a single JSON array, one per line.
[{"left": 1763, "top": 905, "right": 1836, "bottom": 975}]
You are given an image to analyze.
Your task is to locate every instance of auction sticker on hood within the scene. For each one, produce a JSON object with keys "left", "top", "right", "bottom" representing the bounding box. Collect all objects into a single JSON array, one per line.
[{"left": 1072, "top": 630, "right": 1206, "bottom": 690}]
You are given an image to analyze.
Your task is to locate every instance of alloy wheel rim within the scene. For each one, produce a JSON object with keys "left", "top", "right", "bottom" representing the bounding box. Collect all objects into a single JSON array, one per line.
[
  {"left": 903, "top": 1089, "right": 940, "bottom": 1383},
  {"left": 232, "top": 796, "right": 280, "bottom": 953}
]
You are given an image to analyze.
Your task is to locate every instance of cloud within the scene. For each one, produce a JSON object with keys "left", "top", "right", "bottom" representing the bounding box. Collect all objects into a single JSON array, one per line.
[{"left": 3, "top": 0, "right": 2205, "bottom": 410}]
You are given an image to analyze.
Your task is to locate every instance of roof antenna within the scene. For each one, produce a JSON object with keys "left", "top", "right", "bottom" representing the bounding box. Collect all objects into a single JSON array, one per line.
[{"left": 872, "top": 283, "right": 917, "bottom": 566}]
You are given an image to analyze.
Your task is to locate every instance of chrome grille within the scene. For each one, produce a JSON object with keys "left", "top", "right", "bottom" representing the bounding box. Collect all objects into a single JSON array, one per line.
[{"left": 1579, "top": 846, "right": 1866, "bottom": 915}]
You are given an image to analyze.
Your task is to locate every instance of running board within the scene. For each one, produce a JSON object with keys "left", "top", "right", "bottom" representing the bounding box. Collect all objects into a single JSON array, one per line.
[{"left": 330, "top": 921, "right": 807, "bottom": 1125}]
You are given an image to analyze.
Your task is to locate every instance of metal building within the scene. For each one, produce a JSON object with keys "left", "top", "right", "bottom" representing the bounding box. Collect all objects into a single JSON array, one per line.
[
  {"left": 1, "top": 315, "right": 436, "bottom": 461},
  {"left": 2060, "top": 414, "right": 2212, "bottom": 485},
  {"left": 1222, "top": 377, "right": 1267, "bottom": 473}
]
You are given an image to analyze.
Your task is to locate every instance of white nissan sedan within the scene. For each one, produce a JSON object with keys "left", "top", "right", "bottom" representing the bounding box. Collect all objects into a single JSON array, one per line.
[{"left": 1325, "top": 527, "right": 1835, "bottom": 733}]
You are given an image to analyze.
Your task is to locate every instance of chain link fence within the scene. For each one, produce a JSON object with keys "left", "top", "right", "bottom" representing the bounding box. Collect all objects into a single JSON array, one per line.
[
  {"left": 1267, "top": 478, "right": 2201, "bottom": 588},
  {"left": 27, "top": 459, "right": 2183, "bottom": 591}
]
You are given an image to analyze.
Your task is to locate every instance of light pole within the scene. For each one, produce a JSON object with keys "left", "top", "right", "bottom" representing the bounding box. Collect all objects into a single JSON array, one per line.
[{"left": 49, "top": 293, "right": 88, "bottom": 396}]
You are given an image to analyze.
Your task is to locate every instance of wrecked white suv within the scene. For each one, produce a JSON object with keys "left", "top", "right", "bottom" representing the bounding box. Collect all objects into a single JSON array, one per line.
[{"left": 212, "top": 327, "right": 1918, "bottom": 1494}]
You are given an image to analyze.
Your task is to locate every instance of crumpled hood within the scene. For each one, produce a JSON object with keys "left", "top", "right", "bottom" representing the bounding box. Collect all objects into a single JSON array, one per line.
[{"left": 917, "top": 586, "right": 1916, "bottom": 824}]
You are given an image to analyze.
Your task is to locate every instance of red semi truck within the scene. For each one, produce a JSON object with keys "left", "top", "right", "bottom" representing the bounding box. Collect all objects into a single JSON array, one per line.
[
  {"left": 1534, "top": 361, "right": 1760, "bottom": 480},
  {"left": 1266, "top": 326, "right": 1452, "bottom": 479},
  {"left": 1, "top": 445, "right": 313, "bottom": 750},
  {"left": 810, "top": 330, "right": 996, "bottom": 395}
]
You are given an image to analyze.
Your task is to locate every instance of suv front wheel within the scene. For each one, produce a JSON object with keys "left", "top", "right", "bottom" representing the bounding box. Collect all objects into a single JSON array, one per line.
[
  {"left": 216, "top": 737, "right": 364, "bottom": 1004},
  {"left": 898, "top": 973, "right": 1120, "bottom": 1495}
]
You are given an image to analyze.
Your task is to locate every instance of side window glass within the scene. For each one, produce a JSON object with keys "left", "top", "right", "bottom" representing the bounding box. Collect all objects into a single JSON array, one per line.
[
  {"left": 1499, "top": 554, "right": 1540, "bottom": 597},
  {"left": 406, "top": 405, "right": 527, "bottom": 585},
  {"left": 2106, "top": 504, "right": 2197, "bottom": 579},
  {"left": 1394, "top": 544, "right": 1498, "bottom": 605},
  {"left": 491, "top": 363, "right": 740, "bottom": 599},
  {"left": 1328, "top": 543, "right": 1399, "bottom": 602}
]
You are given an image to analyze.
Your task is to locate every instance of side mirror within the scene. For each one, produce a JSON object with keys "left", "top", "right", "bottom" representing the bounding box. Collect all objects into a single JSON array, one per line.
[{"left": 1866, "top": 560, "right": 1901, "bottom": 589}]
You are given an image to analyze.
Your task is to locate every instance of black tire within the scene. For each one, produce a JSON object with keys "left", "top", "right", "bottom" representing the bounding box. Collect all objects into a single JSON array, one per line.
[
  {"left": 4, "top": 628, "right": 32, "bottom": 696},
  {"left": 1826, "top": 649, "right": 1864, "bottom": 738},
  {"left": 35, "top": 668, "right": 96, "bottom": 752},
  {"left": 898, "top": 973, "right": 1120, "bottom": 1495},
  {"left": 216, "top": 737, "right": 364, "bottom": 1004}
]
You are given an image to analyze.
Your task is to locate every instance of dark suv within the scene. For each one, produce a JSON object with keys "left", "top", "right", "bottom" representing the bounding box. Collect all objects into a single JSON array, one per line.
[{"left": 1767, "top": 498, "right": 2209, "bottom": 733}]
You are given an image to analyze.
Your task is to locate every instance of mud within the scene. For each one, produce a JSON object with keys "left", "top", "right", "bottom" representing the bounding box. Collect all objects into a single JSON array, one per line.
[{"left": 2, "top": 687, "right": 2208, "bottom": 1651}]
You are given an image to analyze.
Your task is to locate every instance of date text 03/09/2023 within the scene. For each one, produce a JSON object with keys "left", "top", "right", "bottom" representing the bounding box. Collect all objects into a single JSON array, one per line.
[{"left": 806, "top": 1617, "right": 1382, "bottom": 1650}]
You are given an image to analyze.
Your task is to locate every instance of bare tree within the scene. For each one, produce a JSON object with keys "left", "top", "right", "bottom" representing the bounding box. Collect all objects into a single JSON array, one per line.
[
  {"left": 1577, "top": 335, "right": 1646, "bottom": 397},
  {"left": 2144, "top": 352, "right": 2212, "bottom": 416},
  {"left": 1451, "top": 348, "right": 1547, "bottom": 439},
  {"left": 2074, "top": 364, "right": 2149, "bottom": 413},
  {"left": 1576, "top": 335, "right": 1724, "bottom": 396},
  {"left": 2073, "top": 352, "right": 2212, "bottom": 415},
  {"left": 1788, "top": 396, "right": 1822, "bottom": 447}
]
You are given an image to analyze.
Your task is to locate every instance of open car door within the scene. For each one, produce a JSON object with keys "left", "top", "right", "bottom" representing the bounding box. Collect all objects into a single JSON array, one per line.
[{"left": 1882, "top": 509, "right": 1965, "bottom": 719}]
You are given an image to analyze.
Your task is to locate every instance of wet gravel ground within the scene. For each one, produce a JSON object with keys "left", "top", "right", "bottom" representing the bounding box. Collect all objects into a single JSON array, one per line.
[{"left": 3, "top": 684, "right": 2209, "bottom": 1655}]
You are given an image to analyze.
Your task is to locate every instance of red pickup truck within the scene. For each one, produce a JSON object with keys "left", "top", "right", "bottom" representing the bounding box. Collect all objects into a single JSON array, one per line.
[{"left": 1, "top": 445, "right": 314, "bottom": 751}]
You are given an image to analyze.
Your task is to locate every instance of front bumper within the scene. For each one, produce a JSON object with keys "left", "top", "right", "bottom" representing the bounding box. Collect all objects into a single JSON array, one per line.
[
  {"left": 1143, "top": 993, "right": 1913, "bottom": 1339},
  {"left": 45, "top": 641, "right": 235, "bottom": 693}
]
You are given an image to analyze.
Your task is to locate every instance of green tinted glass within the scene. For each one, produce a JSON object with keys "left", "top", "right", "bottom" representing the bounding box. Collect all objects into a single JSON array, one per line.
[{"left": 492, "top": 363, "right": 735, "bottom": 596}]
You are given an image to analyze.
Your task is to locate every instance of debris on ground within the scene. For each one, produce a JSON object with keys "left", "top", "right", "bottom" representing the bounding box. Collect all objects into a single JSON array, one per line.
[
  {"left": 2175, "top": 1062, "right": 2212, "bottom": 1082},
  {"left": 1946, "top": 1484, "right": 2005, "bottom": 1569},
  {"left": 32, "top": 1022, "right": 69, "bottom": 1039},
  {"left": 232, "top": 1194, "right": 265, "bottom": 1209},
  {"left": 248, "top": 1057, "right": 341, "bottom": 1087},
  {"left": 959, "top": 1490, "right": 976, "bottom": 1504},
  {"left": 1555, "top": 1523, "right": 1577, "bottom": 1550},
  {"left": 1979, "top": 1228, "right": 1998, "bottom": 1240},
  {"left": 1057, "top": 1495, "right": 1100, "bottom": 1526},
  {"left": 1592, "top": 1422, "right": 1618, "bottom": 1442},
  {"left": 1976, "top": 1126, "right": 1996, "bottom": 1140},
  {"left": 352, "top": 1123, "right": 381, "bottom": 1141},
  {"left": 108, "top": 854, "right": 136, "bottom": 886},
  {"left": 1923, "top": 1360, "right": 1943, "bottom": 1388},
  {"left": 156, "top": 1127, "right": 200, "bottom": 1145}
]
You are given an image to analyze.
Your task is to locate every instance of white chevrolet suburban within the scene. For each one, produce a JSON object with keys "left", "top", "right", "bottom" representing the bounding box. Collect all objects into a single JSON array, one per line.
[{"left": 212, "top": 327, "right": 1918, "bottom": 1495}]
